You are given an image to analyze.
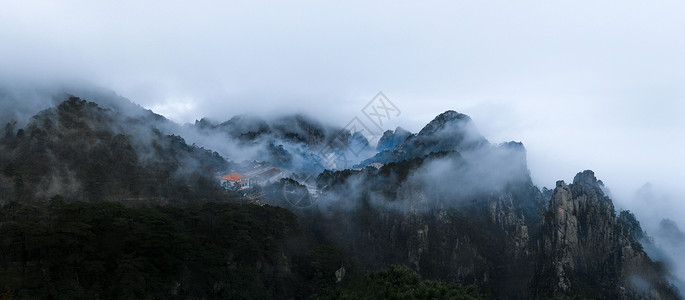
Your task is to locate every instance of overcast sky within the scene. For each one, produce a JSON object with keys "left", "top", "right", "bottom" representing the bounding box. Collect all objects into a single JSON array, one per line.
[{"left": 1, "top": 0, "right": 684, "bottom": 224}]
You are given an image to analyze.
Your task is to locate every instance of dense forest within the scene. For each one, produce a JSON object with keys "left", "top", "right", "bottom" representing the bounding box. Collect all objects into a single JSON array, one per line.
[
  {"left": 0, "top": 199, "right": 485, "bottom": 299},
  {"left": 0, "top": 97, "right": 229, "bottom": 205},
  {"left": 0, "top": 96, "right": 680, "bottom": 299}
]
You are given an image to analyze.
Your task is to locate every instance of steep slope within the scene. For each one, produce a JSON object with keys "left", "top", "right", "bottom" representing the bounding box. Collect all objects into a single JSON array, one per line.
[
  {"left": 272, "top": 166, "right": 678, "bottom": 298},
  {"left": 0, "top": 96, "right": 680, "bottom": 299},
  {"left": 0, "top": 96, "right": 229, "bottom": 204},
  {"left": 265, "top": 111, "right": 680, "bottom": 299},
  {"left": 651, "top": 219, "right": 685, "bottom": 294},
  {"left": 0, "top": 201, "right": 313, "bottom": 299},
  {"left": 360, "top": 110, "right": 489, "bottom": 165},
  {"left": 273, "top": 149, "right": 544, "bottom": 298},
  {"left": 376, "top": 127, "right": 411, "bottom": 152},
  {"left": 535, "top": 170, "right": 678, "bottom": 298},
  {"left": 188, "top": 114, "right": 375, "bottom": 173}
]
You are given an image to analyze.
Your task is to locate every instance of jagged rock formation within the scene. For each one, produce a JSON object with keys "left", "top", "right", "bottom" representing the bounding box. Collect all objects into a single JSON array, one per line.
[
  {"left": 270, "top": 111, "right": 681, "bottom": 299},
  {"left": 536, "top": 171, "right": 677, "bottom": 298},
  {"left": 360, "top": 110, "right": 489, "bottom": 166},
  {"left": 214, "top": 115, "right": 272, "bottom": 141},
  {"left": 1, "top": 92, "right": 681, "bottom": 299},
  {"left": 288, "top": 166, "right": 679, "bottom": 298},
  {"left": 376, "top": 127, "right": 411, "bottom": 152},
  {"left": 291, "top": 151, "right": 543, "bottom": 298},
  {"left": 190, "top": 113, "right": 374, "bottom": 173}
]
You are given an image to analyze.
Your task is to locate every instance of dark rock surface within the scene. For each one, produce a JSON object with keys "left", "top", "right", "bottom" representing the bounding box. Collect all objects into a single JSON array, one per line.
[
  {"left": 1, "top": 95, "right": 680, "bottom": 299},
  {"left": 535, "top": 171, "right": 676, "bottom": 298},
  {"left": 376, "top": 127, "right": 411, "bottom": 152},
  {"left": 360, "top": 110, "right": 489, "bottom": 166}
]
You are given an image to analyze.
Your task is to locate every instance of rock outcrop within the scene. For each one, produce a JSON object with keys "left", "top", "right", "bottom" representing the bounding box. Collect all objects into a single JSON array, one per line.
[
  {"left": 376, "top": 127, "right": 411, "bottom": 152},
  {"left": 360, "top": 110, "right": 489, "bottom": 165},
  {"left": 536, "top": 170, "right": 678, "bottom": 299},
  {"left": 4, "top": 99, "right": 680, "bottom": 299},
  {"left": 276, "top": 108, "right": 682, "bottom": 299}
]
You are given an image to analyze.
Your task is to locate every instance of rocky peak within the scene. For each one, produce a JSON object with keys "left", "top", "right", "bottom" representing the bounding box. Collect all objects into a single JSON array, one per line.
[
  {"left": 410, "top": 110, "right": 488, "bottom": 151},
  {"left": 552, "top": 180, "right": 572, "bottom": 203},
  {"left": 271, "top": 114, "right": 329, "bottom": 145},
  {"left": 219, "top": 115, "right": 270, "bottom": 135},
  {"left": 194, "top": 117, "right": 216, "bottom": 130},
  {"left": 394, "top": 126, "right": 410, "bottom": 136},
  {"left": 376, "top": 126, "right": 412, "bottom": 151},
  {"left": 657, "top": 219, "right": 685, "bottom": 242},
  {"left": 572, "top": 170, "right": 603, "bottom": 189},
  {"left": 418, "top": 110, "right": 472, "bottom": 136},
  {"left": 350, "top": 131, "right": 370, "bottom": 146},
  {"left": 500, "top": 141, "right": 525, "bottom": 151},
  {"left": 361, "top": 110, "right": 489, "bottom": 165},
  {"left": 537, "top": 170, "right": 678, "bottom": 298}
]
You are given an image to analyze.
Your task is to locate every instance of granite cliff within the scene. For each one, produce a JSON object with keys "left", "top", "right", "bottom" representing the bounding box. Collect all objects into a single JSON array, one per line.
[
  {"left": 0, "top": 93, "right": 680, "bottom": 299},
  {"left": 267, "top": 111, "right": 680, "bottom": 299}
]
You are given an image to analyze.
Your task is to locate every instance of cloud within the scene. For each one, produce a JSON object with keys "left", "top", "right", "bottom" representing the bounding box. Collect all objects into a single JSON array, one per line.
[{"left": 0, "top": 0, "right": 684, "bottom": 233}]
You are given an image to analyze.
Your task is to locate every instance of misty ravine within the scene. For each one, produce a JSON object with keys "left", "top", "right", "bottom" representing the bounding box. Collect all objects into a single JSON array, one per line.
[{"left": 0, "top": 90, "right": 683, "bottom": 299}]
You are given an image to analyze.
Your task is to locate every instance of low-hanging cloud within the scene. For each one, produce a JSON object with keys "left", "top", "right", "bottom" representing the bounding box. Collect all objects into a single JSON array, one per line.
[{"left": 1, "top": 0, "right": 685, "bottom": 284}]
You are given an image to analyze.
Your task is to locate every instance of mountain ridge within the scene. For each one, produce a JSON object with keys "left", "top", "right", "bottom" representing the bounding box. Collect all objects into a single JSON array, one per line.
[{"left": 0, "top": 92, "right": 681, "bottom": 299}]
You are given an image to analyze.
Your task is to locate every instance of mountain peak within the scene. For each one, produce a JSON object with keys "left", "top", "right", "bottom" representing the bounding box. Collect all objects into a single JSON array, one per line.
[
  {"left": 418, "top": 110, "right": 471, "bottom": 136},
  {"left": 194, "top": 117, "right": 216, "bottom": 129},
  {"left": 360, "top": 110, "right": 488, "bottom": 165},
  {"left": 394, "top": 126, "right": 410, "bottom": 135},
  {"left": 658, "top": 219, "right": 685, "bottom": 240},
  {"left": 376, "top": 127, "right": 412, "bottom": 151},
  {"left": 572, "top": 170, "right": 602, "bottom": 188}
]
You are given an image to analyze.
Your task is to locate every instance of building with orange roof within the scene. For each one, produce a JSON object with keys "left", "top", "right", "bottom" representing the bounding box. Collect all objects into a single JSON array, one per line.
[
  {"left": 219, "top": 172, "right": 250, "bottom": 189},
  {"left": 220, "top": 173, "right": 247, "bottom": 181}
]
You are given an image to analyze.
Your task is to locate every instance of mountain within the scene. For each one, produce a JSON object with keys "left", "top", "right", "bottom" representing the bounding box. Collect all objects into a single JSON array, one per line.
[
  {"left": 0, "top": 96, "right": 229, "bottom": 205},
  {"left": 536, "top": 171, "right": 677, "bottom": 298},
  {"left": 0, "top": 93, "right": 681, "bottom": 299},
  {"left": 187, "top": 113, "right": 375, "bottom": 174},
  {"left": 376, "top": 127, "right": 411, "bottom": 152},
  {"left": 273, "top": 159, "right": 678, "bottom": 298},
  {"left": 265, "top": 110, "right": 679, "bottom": 299},
  {"left": 359, "top": 110, "right": 489, "bottom": 166},
  {"left": 656, "top": 219, "right": 685, "bottom": 244}
]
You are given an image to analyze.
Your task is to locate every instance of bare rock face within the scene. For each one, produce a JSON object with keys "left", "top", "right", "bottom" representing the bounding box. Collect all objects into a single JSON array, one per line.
[
  {"left": 360, "top": 110, "right": 489, "bottom": 165},
  {"left": 376, "top": 127, "right": 411, "bottom": 152},
  {"left": 267, "top": 110, "right": 681, "bottom": 299},
  {"left": 536, "top": 170, "right": 677, "bottom": 299}
]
